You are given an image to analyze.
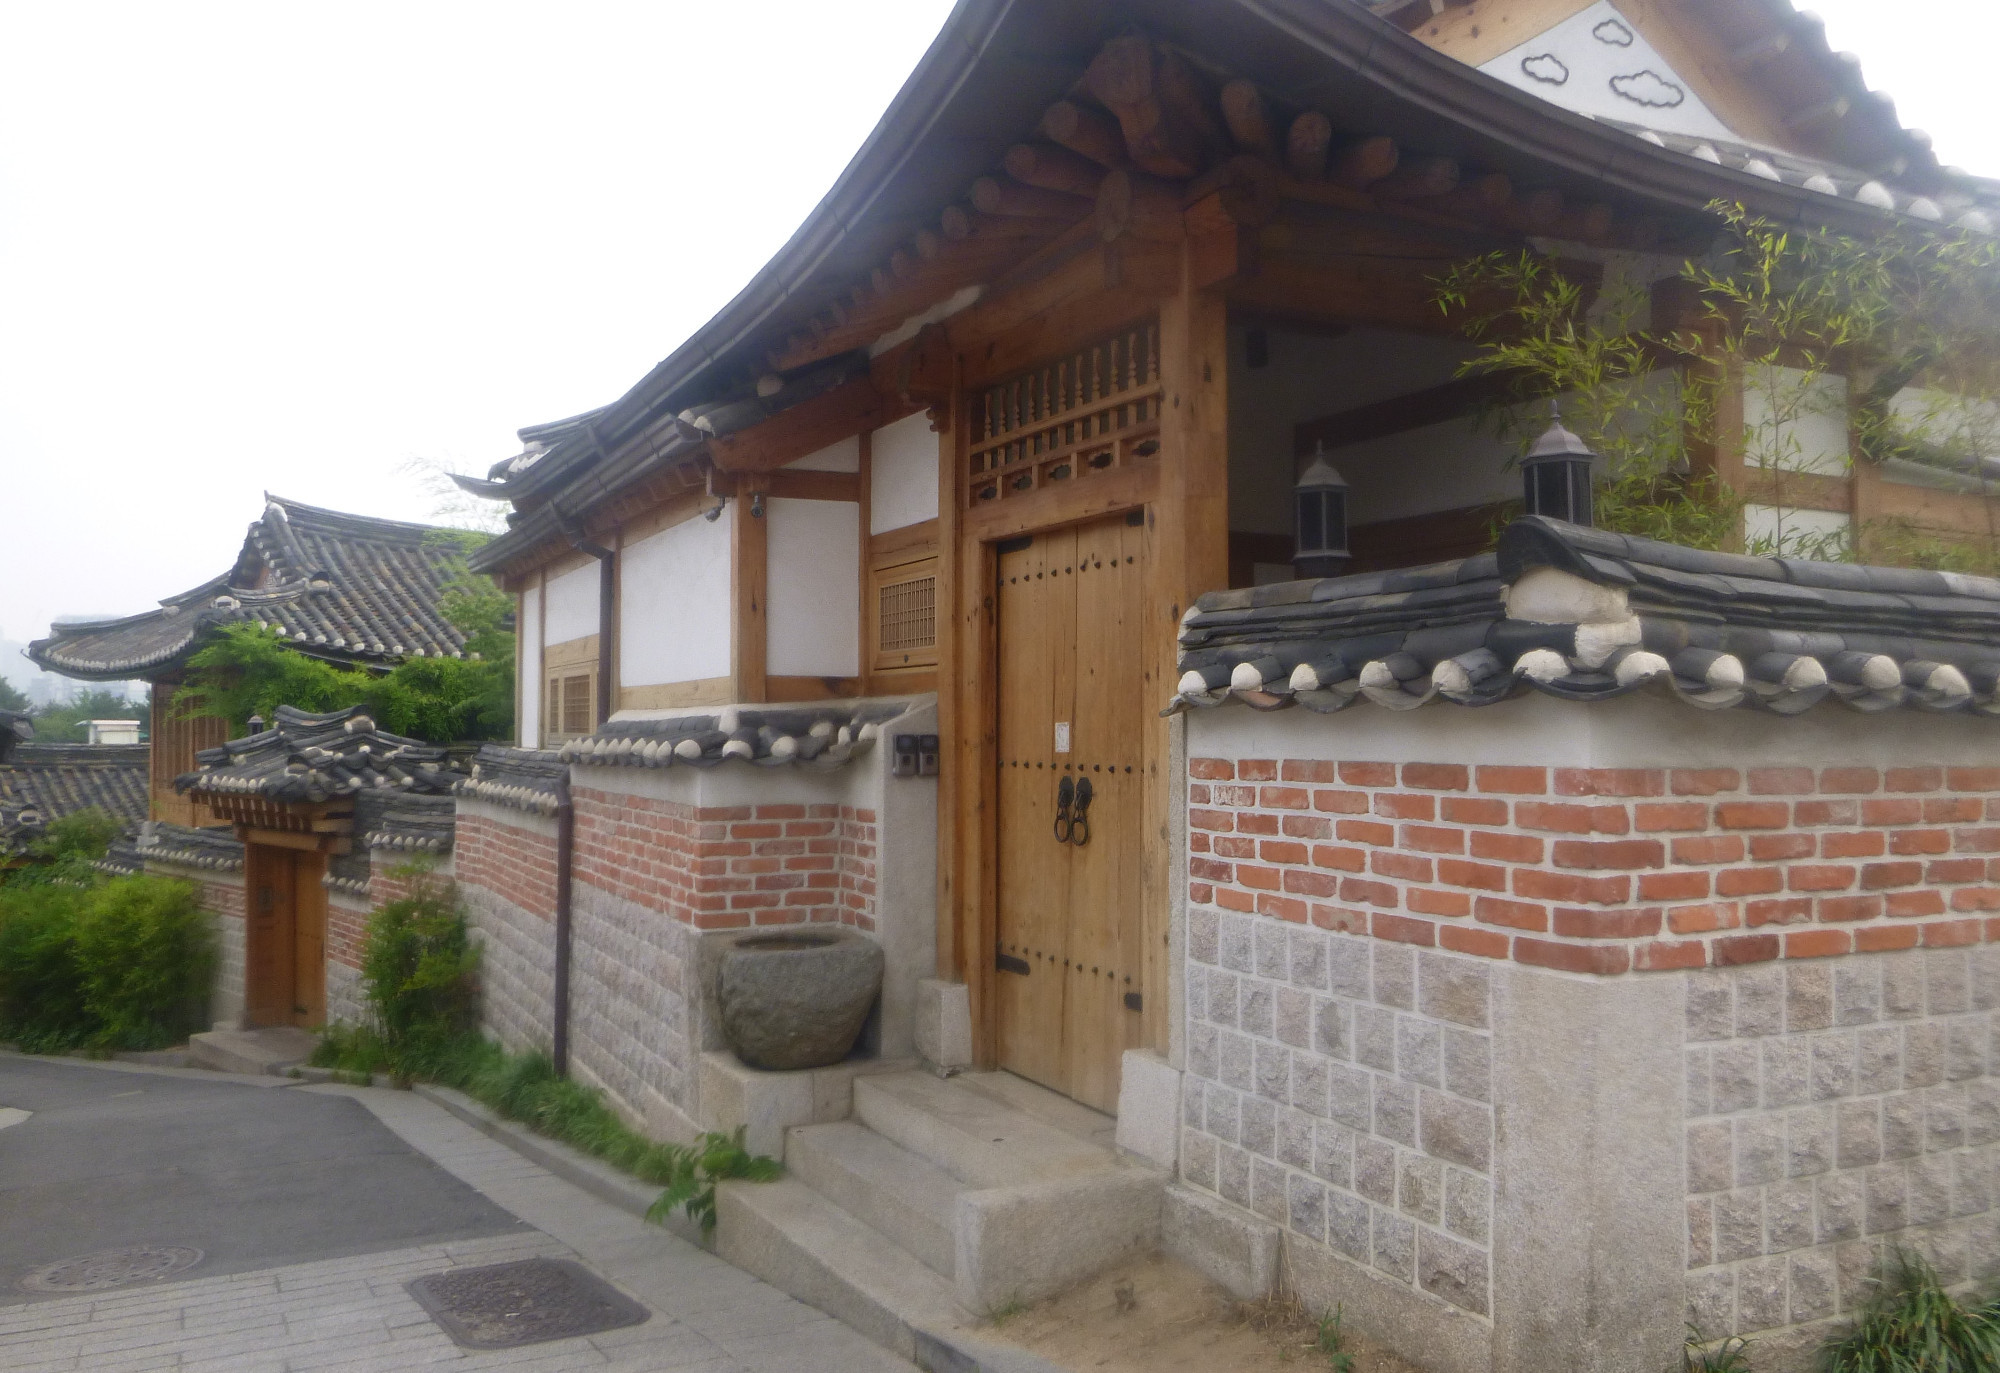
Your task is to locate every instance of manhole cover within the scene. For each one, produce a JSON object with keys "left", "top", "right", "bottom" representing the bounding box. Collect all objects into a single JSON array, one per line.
[
  {"left": 407, "top": 1258, "right": 648, "bottom": 1349},
  {"left": 21, "top": 1245, "right": 204, "bottom": 1293}
]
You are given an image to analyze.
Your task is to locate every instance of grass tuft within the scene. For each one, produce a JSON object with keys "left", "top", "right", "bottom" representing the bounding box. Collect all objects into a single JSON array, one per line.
[{"left": 1819, "top": 1249, "right": 2000, "bottom": 1373}]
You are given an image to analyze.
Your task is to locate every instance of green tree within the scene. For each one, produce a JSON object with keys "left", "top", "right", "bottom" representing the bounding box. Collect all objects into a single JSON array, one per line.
[
  {"left": 0, "top": 677, "right": 29, "bottom": 714},
  {"left": 32, "top": 688, "right": 147, "bottom": 744}
]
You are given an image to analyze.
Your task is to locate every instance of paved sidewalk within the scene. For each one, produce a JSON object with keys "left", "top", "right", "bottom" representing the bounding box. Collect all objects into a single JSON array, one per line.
[{"left": 0, "top": 1072, "right": 914, "bottom": 1373}]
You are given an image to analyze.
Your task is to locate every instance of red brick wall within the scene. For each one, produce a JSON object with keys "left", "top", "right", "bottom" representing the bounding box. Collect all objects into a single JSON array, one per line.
[
  {"left": 327, "top": 895, "right": 369, "bottom": 971},
  {"left": 1189, "top": 759, "right": 2000, "bottom": 974},
  {"left": 457, "top": 811, "right": 559, "bottom": 921},
  {"left": 569, "top": 787, "right": 878, "bottom": 930}
]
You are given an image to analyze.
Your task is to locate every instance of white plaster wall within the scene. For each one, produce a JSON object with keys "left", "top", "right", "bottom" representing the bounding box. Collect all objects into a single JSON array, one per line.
[
  {"left": 1479, "top": 0, "right": 1737, "bottom": 141},
  {"left": 788, "top": 435, "right": 861, "bottom": 473},
  {"left": 620, "top": 514, "right": 732, "bottom": 686},
  {"left": 544, "top": 562, "right": 600, "bottom": 645},
  {"left": 1189, "top": 689, "right": 2000, "bottom": 772},
  {"left": 1744, "top": 366, "right": 1850, "bottom": 476},
  {"left": 871, "top": 411, "right": 941, "bottom": 534},
  {"left": 766, "top": 497, "right": 860, "bottom": 678},
  {"left": 1226, "top": 326, "right": 1485, "bottom": 536},
  {"left": 1743, "top": 503, "right": 1851, "bottom": 559},
  {"left": 518, "top": 584, "right": 542, "bottom": 749}
]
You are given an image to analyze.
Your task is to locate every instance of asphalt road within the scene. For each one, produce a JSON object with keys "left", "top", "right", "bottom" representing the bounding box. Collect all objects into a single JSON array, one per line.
[{"left": 0, "top": 1054, "right": 529, "bottom": 1301}]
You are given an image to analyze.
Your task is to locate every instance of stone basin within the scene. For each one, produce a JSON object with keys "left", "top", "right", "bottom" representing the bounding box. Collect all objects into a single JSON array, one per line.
[{"left": 712, "top": 925, "right": 884, "bottom": 1071}]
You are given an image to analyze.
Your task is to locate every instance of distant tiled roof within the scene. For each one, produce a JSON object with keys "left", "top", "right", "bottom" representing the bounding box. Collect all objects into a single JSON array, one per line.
[
  {"left": 1174, "top": 517, "right": 2000, "bottom": 718},
  {"left": 0, "top": 710, "right": 31, "bottom": 764},
  {"left": 30, "top": 496, "right": 474, "bottom": 682},
  {"left": 176, "top": 705, "right": 458, "bottom": 804},
  {"left": 559, "top": 703, "right": 903, "bottom": 770},
  {"left": 0, "top": 744, "right": 150, "bottom": 857}
]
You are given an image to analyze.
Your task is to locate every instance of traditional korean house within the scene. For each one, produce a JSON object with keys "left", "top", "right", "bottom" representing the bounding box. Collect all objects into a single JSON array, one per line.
[
  {"left": 29, "top": 494, "right": 476, "bottom": 829},
  {"left": 448, "top": 2, "right": 2000, "bottom": 1367}
]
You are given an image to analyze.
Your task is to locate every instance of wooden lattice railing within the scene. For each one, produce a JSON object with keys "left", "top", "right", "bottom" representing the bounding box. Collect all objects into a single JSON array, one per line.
[{"left": 967, "top": 319, "right": 1161, "bottom": 507}]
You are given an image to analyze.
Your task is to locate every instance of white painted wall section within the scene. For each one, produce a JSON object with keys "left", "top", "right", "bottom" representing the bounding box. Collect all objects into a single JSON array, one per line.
[
  {"left": 620, "top": 515, "right": 732, "bottom": 686},
  {"left": 871, "top": 412, "right": 940, "bottom": 534},
  {"left": 518, "top": 585, "right": 542, "bottom": 749},
  {"left": 767, "top": 497, "right": 860, "bottom": 677},
  {"left": 1742, "top": 503, "right": 1851, "bottom": 559},
  {"left": 787, "top": 435, "right": 861, "bottom": 473},
  {"left": 544, "top": 561, "right": 600, "bottom": 646},
  {"left": 1743, "top": 366, "right": 1849, "bottom": 475}
]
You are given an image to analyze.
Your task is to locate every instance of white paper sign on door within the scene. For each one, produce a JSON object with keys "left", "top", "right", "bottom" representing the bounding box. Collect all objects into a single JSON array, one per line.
[{"left": 1054, "top": 722, "right": 1071, "bottom": 753}]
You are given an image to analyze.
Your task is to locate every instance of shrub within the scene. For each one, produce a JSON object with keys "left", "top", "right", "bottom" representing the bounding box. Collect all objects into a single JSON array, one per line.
[
  {"left": 72, "top": 876, "right": 215, "bottom": 1050},
  {"left": 359, "top": 869, "right": 479, "bottom": 1058},
  {"left": 0, "top": 884, "right": 93, "bottom": 1050},
  {"left": 1820, "top": 1249, "right": 2000, "bottom": 1373},
  {"left": 0, "top": 874, "right": 212, "bottom": 1051}
]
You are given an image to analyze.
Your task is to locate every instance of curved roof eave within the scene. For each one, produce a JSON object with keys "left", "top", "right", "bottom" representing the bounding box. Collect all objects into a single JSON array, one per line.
[{"left": 480, "top": 0, "right": 1970, "bottom": 564}]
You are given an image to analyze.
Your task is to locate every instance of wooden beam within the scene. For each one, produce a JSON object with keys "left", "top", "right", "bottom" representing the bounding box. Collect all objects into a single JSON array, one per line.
[
  {"left": 971, "top": 176, "right": 1090, "bottom": 221},
  {"left": 763, "top": 468, "right": 861, "bottom": 503},
  {"left": 1286, "top": 111, "right": 1332, "bottom": 181},
  {"left": 1219, "top": 80, "right": 1277, "bottom": 161},
  {"left": 1294, "top": 371, "right": 1527, "bottom": 454},
  {"left": 1086, "top": 34, "right": 1208, "bottom": 179},
  {"left": 1333, "top": 136, "right": 1399, "bottom": 189},
  {"left": 709, "top": 377, "right": 883, "bottom": 474},
  {"left": 1041, "top": 100, "right": 1128, "bottom": 170},
  {"left": 1002, "top": 142, "right": 1107, "bottom": 197},
  {"left": 731, "top": 484, "right": 768, "bottom": 704},
  {"left": 1147, "top": 245, "right": 1230, "bottom": 1054}
]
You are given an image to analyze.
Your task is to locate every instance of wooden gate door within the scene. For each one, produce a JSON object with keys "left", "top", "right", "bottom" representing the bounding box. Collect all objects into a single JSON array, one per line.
[
  {"left": 246, "top": 846, "right": 327, "bottom": 1027},
  {"left": 246, "top": 846, "right": 295, "bottom": 1029},
  {"left": 292, "top": 851, "right": 327, "bottom": 1026},
  {"left": 995, "top": 510, "right": 1147, "bottom": 1112}
]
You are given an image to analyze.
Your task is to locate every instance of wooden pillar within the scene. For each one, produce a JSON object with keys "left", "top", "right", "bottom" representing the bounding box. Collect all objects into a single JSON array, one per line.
[
  {"left": 731, "top": 478, "right": 768, "bottom": 703},
  {"left": 1144, "top": 249, "right": 1230, "bottom": 1050}
]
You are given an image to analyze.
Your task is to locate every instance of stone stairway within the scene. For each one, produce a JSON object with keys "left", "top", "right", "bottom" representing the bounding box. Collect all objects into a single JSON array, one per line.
[{"left": 716, "top": 1068, "right": 1167, "bottom": 1364}]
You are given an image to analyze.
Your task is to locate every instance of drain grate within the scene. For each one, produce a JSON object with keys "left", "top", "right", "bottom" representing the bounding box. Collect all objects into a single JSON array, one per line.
[
  {"left": 21, "top": 1245, "right": 204, "bottom": 1293},
  {"left": 407, "top": 1258, "right": 648, "bottom": 1349}
]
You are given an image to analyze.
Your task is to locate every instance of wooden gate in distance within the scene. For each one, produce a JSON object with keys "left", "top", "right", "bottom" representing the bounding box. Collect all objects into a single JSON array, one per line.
[
  {"left": 244, "top": 843, "right": 327, "bottom": 1029},
  {"left": 994, "top": 510, "right": 1148, "bottom": 1112}
]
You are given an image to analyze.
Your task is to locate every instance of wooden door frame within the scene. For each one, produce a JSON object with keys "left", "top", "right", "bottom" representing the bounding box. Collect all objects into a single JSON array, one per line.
[{"left": 938, "top": 250, "right": 1229, "bottom": 1076}]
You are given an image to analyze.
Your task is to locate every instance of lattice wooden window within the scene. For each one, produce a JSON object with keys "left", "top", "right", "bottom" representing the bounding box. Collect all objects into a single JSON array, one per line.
[
  {"left": 967, "top": 319, "right": 1162, "bottom": 508},
  {"left": 872, "top": 557, "right": 938, "bottom": 672},
  {"left": 544, "top": 670, "right": 595, "bottom": 745}
]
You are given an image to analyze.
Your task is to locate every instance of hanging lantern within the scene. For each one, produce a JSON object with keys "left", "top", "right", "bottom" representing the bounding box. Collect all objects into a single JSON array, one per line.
[
  {"left": 1293, "top": 442, "right": 1350, "bottom": 579},
  {"left": 1521, "top": 403, "right": 1596, "bottom": 526}
]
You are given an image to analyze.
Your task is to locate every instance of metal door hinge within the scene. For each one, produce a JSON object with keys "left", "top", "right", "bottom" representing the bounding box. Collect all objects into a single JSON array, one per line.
[
  {"left": 996, "top": 951, "right": 1030, "bottom": 976},
  {"left": 1123, "top": 991, "right": 1143, "bottom": 1012}
]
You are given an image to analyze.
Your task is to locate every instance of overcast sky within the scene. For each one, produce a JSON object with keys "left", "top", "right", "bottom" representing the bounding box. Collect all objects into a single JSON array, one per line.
[{"left": 2, "top": 1, "right": 1995, "bottom": 668}]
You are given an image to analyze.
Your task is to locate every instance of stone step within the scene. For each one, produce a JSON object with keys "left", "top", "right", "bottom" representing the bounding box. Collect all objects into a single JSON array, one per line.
[
  {"left": 785, "top": 1120, "right": 961, "bottom": 1279},
  {"left": 852, "top": 1070, "right": 1123, "bottom": 1189},
  {"left": 714, "top": 1175, "right": 962, "bottom": 1363},
  {"left": 949, "top": 1071, "right": 1118, "bottom": 1150},
  {"left": 186, "top": 1027, "right": 317, "bottom": 1076}
]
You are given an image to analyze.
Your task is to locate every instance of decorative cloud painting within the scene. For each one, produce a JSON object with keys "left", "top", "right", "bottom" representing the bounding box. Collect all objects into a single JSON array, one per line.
[
  {"left": 1591, "top": 18, "right": 1635, "bottom": 46},
  {"left": 1521, "top": 53, "right": 1570, "bottom": 86},
  {"left": 1610, "top": 69, "right": 1686, "bottom": 108}
]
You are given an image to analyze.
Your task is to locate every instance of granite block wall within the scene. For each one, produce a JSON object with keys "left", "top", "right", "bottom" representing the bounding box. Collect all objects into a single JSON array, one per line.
[
  {"left": 1683, "top": 948, "right": 2000, "bottom": 1346},
  {"left": 1181, "top": 910, "right": 1496, "bottom": 1317}
]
